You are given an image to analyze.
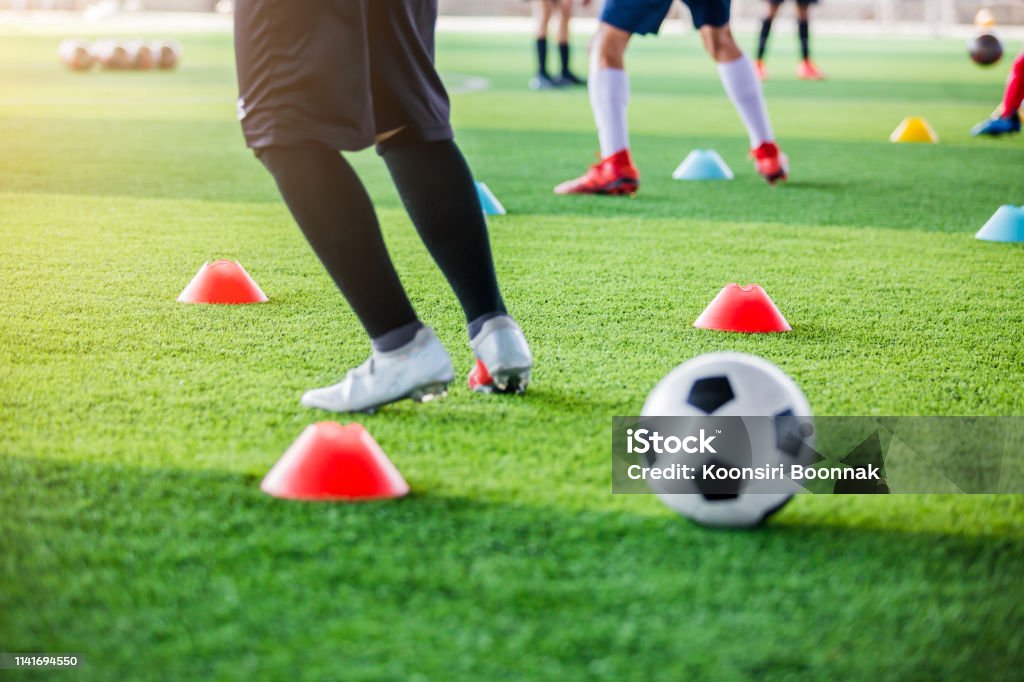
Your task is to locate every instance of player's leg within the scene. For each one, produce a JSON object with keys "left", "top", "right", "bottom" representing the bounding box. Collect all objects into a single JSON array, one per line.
[
  {"left": 589, "top": 24, "right": 632, "bottom": 161},
  {"left": 380, "top": 133, "right": 531, "bottom": 393},
  {"left": 233, "top": 0, "right": 453, "bottom": 413},
  {"left": 795, "top": 0, "right": 825, "bottom": 80},
  {"left": 697, "top": 15, "right": 787, "bottom": 184},
  {"left": 556, "top": 0, "right": 679, "bottom": 195},
  {"left": 755, "top": 0, "right": 782, "bottom": 81},
  {"left": 258, "top": 143, "right": 454, "bottom": 413},
  {"left": 372, "top": 0, "right": 532, "bottom": 394},
  {"left": 555, "top": 0, "right": 585, "bottom": 85},
  {"left": 531, "top": 0, "right": 558, "bottom": 89},
  {"left": 554, "top": 21, "right": 639, "bottom": 195},
  {"left": 1003, "top": 49, "right": 1024, "bottom": 117},
  {"left": 972, "top": 47, "right": 1023, "bottom": 136},
  {"left": 379, "top": 131, "right": 508, "bottom": 342},
  {"left": 257, "top": 144, "right": 416, "bottom": 343}
]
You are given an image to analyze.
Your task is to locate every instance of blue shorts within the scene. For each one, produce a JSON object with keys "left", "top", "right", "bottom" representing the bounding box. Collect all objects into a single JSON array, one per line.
[{"left": 600, "top": 0, "right": 731, "bottom": 34}]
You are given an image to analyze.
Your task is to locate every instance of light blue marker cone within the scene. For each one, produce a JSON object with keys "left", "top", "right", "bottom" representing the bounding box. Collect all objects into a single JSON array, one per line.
[
  {"left": 672, "top": 149, "right": 734, "bottom": 181},
  {"left": 476, "top": 181, "right": 506, "bottom": 216},
  {"left": 975, "top": 205, "right": 1024, "bottom": 243}
]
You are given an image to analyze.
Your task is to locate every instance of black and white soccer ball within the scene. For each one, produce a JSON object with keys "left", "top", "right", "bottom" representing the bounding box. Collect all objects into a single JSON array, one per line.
[{"left": 640, "top": 352, "right": 814, "bottom": 528}]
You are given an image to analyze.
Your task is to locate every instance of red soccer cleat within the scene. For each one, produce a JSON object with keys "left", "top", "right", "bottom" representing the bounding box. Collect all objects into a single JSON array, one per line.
[
  {"left": 468, "top": 359, "right": 495, "bottom": 392},
  {"left": 554, "top": 149, "right": 639, "bottom": 196},
  {"left": 796, "top": 59, "right": 825, "bottom": 81},
  {"left": 750, "top": 142, "right": 788, "bottom": 185},
  {"left": 754, "top": 59, "right": 768, "bottom": 82},
  {"left": 467, "top": 316, "right": 532, "bottom": 394}
]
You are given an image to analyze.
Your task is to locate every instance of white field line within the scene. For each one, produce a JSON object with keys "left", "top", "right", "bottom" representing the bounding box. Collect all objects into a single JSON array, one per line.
[{"left": 446, "top": 73, "right": 490, "bottom": 94}]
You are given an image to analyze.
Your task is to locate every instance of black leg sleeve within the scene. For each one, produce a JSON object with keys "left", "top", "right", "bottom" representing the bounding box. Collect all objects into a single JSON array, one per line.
[
  {"left": 258, "top": 145, "right": 419, "bottom": 339},
  {"left": 381, "top": 139, "right": 507, "bottom": 324},
  {"left": 798, "top": 20, "right": 810, "bottom": 60},
  {"left": 559, "top": 42, "right": 571, "bottom": 76},
  {"left": 757, "top": 17, "right": 773, "bottom": 60},
  {"left": 536, "top": 37, "right": 549, "bottom": 76}
]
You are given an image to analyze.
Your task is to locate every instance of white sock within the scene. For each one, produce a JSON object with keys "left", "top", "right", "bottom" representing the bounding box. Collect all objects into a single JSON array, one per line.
[
  {"left": 589, "top": 66, "right": 630, "bottom": 157},
  {"left": 717, "top": 55, "right": 774, "bottom": 148}
]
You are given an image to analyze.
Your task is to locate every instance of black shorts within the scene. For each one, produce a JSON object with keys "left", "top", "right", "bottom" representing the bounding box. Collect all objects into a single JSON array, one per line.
[{"left": 233, "top": 0, "right": 453, "bottom": 152}]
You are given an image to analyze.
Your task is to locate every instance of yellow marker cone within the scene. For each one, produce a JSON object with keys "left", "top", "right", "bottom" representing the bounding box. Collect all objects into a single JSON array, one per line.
[
  {"left": 890, "top": 117, "right": 939, "bottom": 144},
  {"left": 974, "top": 8, "right": 996, "bottom": 28}
]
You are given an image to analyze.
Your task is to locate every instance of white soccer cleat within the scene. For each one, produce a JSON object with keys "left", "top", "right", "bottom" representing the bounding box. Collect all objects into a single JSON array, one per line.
[
  {"left": 468, "top": 316, "right": 533, "bottom": 394},
  {"left": 301, "top": 327, "right": 454, "bottom": 413}
]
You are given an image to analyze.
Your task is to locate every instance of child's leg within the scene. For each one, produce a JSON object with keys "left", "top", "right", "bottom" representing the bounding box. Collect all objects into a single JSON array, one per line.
[
  {"left": 796, "top": 2, "right": 811, "bottom": 61},
  {"left": 757, "top": 1, "right": 780, "bottom": 61},
  {"left": 589, "top": 23, "right": 633, "bottom": 157},
  {"left": 557, "top": 0, "right": 573, "bottom": 76},
  {"left": 1000, "top": 50, "right": 1024, "bottom": 117},
  {"left": 702, "top": 25, "right": 775, "bottom": 148},
  {"left": 533, "top": 0, "right": 553, "bottom": 77}
]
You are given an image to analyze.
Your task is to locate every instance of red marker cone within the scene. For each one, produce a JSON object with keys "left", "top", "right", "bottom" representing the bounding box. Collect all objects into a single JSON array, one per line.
[
  {"left": 261, "top": 422, "right": 409, "bottom": 501},
  {"left": 694, "top": 283, "right": 791, "bottom": 333},
  {"left": 177, "top": 260, "right": 268, "bottom": 304}
]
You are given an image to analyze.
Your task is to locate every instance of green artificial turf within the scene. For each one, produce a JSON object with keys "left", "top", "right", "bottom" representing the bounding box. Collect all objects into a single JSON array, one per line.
[{"left": 1, "top": 24, "right": 1023, "bottom": 681}]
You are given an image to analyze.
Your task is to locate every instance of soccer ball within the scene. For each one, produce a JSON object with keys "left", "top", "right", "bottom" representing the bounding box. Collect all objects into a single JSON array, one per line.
[
  {"left": 93, "top": 41, "right": 133, "bottom": 70},
  {"left": 969, "top": 32, "right": 1003, "bottom": 67},
  {"left": 640, "top": 352, "right": 814, "bottom": 528},
  {"left": 57, "top": 39, "right": 95, "bottom": 71},
  {"left": 127, "top": 41, "right": 155, "bottom": 70},
  {"left": 152, "top": 40, "right": 183, "bottom": 70}
]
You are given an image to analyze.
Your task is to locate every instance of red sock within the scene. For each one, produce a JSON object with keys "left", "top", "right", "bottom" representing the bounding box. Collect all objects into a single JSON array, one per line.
[{"left": 1001, "top": 52, "right": 1024, "bottom": 117}]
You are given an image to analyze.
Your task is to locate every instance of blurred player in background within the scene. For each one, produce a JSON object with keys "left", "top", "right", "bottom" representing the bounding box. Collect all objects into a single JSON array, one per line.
[
  {"left": 555, "top": 0, "right": 788, "bottom": 196},
  {"left": 754, "top": 0, "right": 825, "bottom": 81},
  {"left": 234, "top": 0, "right": 533, "bottom": 412},
  {"left": 972, "top": 46, "right": 1023, "bottom": 136},
  {"left": 529, "top": 0, "right": 592, "bottom": 89}
]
